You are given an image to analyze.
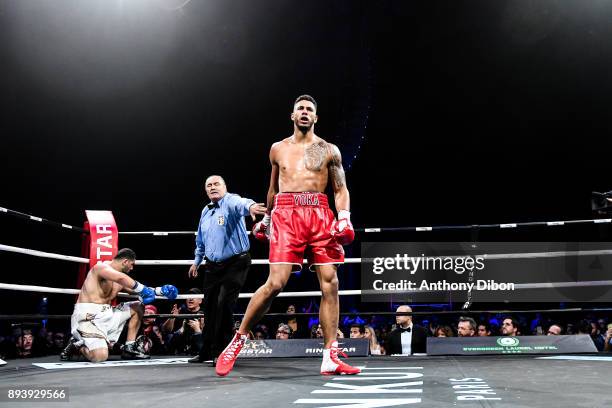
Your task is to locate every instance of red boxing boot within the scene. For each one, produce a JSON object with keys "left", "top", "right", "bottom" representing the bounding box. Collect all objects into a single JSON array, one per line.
[
  {"left": 215, "top": 332, "right": 247, "bottom": 377},
  {"left": 320, "top": 341, "right": 361, "bottom": 375}
]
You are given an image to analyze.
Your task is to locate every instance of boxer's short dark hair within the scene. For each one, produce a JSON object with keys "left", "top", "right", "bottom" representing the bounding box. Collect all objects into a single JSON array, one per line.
[
  {"left": 294, "top": 94, "right": 317, "bottom": 111},
  {"left": 114, "top": 248, "right": 136, "bottom": 261}
]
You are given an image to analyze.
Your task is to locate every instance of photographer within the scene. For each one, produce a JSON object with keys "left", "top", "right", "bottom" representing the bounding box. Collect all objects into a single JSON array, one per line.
[{"left": 162, "top": 288, "right": 205, "bottom": 356}]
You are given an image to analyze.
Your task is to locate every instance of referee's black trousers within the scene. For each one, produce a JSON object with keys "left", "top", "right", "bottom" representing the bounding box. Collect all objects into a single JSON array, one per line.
[{"left": 199, "top": 252, "right": 250, "bottom": 359}]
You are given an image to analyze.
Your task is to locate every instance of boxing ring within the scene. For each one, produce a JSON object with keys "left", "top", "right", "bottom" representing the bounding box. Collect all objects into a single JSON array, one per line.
[
  {"left": 3, "top": 354, "right": 612, "bottom": 407},
  {"left": 2, "top": 206, "right": 612, "bottom": 407}
]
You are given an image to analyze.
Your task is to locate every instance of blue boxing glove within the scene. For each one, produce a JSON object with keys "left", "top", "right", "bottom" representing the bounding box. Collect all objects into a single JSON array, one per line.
[
  {"left": 139, "top": 287, "right": 156, "bottom": 305},
  {"left": 132, "top": 281, "right": 156, "bottom": 305},
  {"left": 155, "top": 285, "right": 178, "bottom": 300}
]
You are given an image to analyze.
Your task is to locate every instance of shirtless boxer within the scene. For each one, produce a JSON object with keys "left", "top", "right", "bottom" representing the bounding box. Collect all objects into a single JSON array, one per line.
[
  {"left": 60, "top": 248, "right": 178, "bottom": 362},
  {"left": 216, "top": 95, "right": 359, "bottom": 376}
]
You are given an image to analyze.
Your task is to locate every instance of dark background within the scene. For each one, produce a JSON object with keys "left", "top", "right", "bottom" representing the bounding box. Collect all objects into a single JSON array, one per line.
[{"left": 2, "top": 0, "right": 612, "bottom": 321}]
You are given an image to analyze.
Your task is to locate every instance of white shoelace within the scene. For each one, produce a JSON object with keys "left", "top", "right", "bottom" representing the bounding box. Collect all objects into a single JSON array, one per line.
[
  {"left": 330, "top": 346, "right": 348, "bottom": 364},
  {"left": 222, "top": 338, "right": 244, "bottom": 362}
]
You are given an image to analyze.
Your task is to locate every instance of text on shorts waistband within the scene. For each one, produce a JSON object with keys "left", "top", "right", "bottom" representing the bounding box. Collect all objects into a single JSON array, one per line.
[{"left": 274, "top": 192, "right": 328, "bottom": 207}]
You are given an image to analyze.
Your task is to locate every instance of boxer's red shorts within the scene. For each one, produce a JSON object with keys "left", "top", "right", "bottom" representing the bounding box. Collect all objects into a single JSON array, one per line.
[{"left": 269, "top": 192, "right": 344, "bottom": 271}]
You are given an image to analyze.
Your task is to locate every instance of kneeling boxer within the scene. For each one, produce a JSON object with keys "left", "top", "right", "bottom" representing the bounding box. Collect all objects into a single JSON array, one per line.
[{"left": 60, "top": 248, "right": 178, "bottom": 362}]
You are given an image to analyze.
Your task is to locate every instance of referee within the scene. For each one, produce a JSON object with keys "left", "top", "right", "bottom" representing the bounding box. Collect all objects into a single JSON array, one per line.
[{"left": 188, "top": 175, "right": 266, "bottom": 365}]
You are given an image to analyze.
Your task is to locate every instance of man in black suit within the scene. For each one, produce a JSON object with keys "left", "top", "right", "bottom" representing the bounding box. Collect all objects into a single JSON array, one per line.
[{"left": 385, "top": 305, "right": 428, "bottom": 355}]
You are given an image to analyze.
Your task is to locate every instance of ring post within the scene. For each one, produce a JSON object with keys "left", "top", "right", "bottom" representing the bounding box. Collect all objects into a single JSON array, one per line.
[{"left": 78, "top": 211, "right": 118, "bottom": 289}]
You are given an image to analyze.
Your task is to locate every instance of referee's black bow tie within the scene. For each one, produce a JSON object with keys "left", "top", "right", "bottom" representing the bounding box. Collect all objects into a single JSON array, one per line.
[{"left": 207, "top": 202, "right": 219, "bottom": 209}]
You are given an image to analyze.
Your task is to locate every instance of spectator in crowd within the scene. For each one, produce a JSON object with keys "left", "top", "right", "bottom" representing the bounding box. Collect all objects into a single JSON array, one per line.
[
  {"left": 385, "top": 305, "right": 427, "bottom": 355},
  {"left": 142, "top": 305, "right": 167, "bottom": 355},
  {"left": 162, "top": 288, "right": 205, "bottom": 356},
  {"left": 51, "top": 332, "right": 67, "bottom": 354},
  {"left": 315, "top": 324, "right": 324, "bottom": 338},
  {"left": 591, "top": 321, "right": 606, "bottom": 349},
  {"left": 434, "top": 325, "right": 454, "bottom": 337},
  {"left": 604, "top": 324, "right": 612, "bottom": 352},
  {"left": 313, "top": 323, "right": 344, "bottom": 339},
  {"left": 258, "top": 323, "right": 270, "bottom": 338},
  {"left": 310, "top": 323, "right": 320, "bottom": 339},
  {"left": 8, "top": 328, "right": 45, "bottom": 358},
  {"left": 349, "top": 324, "right": 365, "bottom": 339},
  {"left": 253, "top": 328, "right": 266, "bottom": 340},
  {"left": 578, "top": 319, "right": 604, "bottom": 351},
  {"left": 457, "top": 317, "right": 477, "bottom": 337},
  {"left": 478, "top": 323, "right": 491, "bottom": 337},
  {"left": 597, "top": 318, "right": 607, "bottom": 335},
  {"left": 285, "top": 304, "right": 309, "bottom": 339},
  {"left": 276, "top": 324, "right": 291, "bottom": 340},
  {"left": 364, "top": 325, "right": 383, "bottom": 355},
  {"left": 546, "top": 324, "right": 562, "bottom": 336},
  {"left": 15, "top": 329, "right": 34, "bottom": 358},
  {"left": 501, "top": 317, "right": 520, "bottom": 336}
]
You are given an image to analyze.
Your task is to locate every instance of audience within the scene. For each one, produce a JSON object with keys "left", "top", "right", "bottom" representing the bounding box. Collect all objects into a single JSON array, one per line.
[
  {"left": 501, "top": 317, "right": 520, "bottom": 336},
  {"left": 434, "top": 325, "right": 454, "bottom": 337},
  {"left": 457, "top": 317, "right": 477, "bottom": 337},
  {"left": 604, "top": 325, "right": 612, "bottom": 352},
  {"left": 364, "top": 325, "right": 384, "bottom": 355},
  {"left": 276, "top": 323, "right": 291, "bottom": 340},
  {"left": 349, "top": 324, "right": 365, "bottom": 339},
  {"left": 142, "top": 305, "right": 167, "bottom": 355},
  {"left": 161, "top": 288, "right": 205, "bottom": 356},
  {"left": 14, "top": 329, "right": 35, "bottom": 358},
  {"left": 253, "top": 326, "right": 267, "bottom": 340},
  {"left": 578, "top": 319, "right": 604, "bottom": 351},
  {"left": 385, "top": 305, "right": 428, "bottom": 355},
  {"left": 5, "top": 297, "right": 612, "bottom": 360},
  {"left": 284, "top": 304, "right": 311, "bottom": 339},
  {"left": 477, "top": 323, "right": 492, "bottom": 337}
]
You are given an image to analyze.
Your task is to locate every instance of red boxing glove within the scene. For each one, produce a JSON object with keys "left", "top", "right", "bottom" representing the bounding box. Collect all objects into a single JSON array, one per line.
[
  {"left": 331, "top": 210, "right": 355, "bottom": 246},
  {"left": 252, "top": 213, "right": 271, "bottom": 242}
]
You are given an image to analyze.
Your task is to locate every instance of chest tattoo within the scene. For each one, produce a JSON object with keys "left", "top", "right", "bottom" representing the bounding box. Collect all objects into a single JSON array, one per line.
[{"left": 304, "top": 142, "right": 328, "bottom": 171}]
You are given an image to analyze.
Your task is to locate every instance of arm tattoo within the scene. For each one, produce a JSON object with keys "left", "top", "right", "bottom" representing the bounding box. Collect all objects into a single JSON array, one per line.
[
  {"left": 329, "top": 148, "right": 346, "bottom": 190},
  {"left": 304, "top": 141, "right": 328, "bottom": 171}
]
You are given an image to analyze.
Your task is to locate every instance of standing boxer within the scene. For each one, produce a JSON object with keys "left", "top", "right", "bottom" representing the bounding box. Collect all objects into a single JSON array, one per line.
[{"left": 216, "top": 95, "right": 359, "bottom": 376}]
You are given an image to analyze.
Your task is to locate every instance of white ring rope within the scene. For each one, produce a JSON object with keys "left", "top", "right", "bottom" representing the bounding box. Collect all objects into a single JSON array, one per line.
[
  {"left": 3, "top": 243, "right": 612, "bottom": 298},
  {"left": 0, "top": 244, "right": 89, "bottom": 263},
  {"left": 1, "top": 281, "right": 611, "bottom": 300},
  {"left": 4, "top": 243, "right": 612, "bottom": 266},
  {"left": 3, "top": 205, "right": 612, "bottom": 235},
  {"left": 119, "top": 231, "right": 197, "bottom": 236},
  {"left": 0, "top": 282, "right": 361, "bottom": 299},
  {"left": 0, "top": 243, "right": 362, "bottom": 265}
]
